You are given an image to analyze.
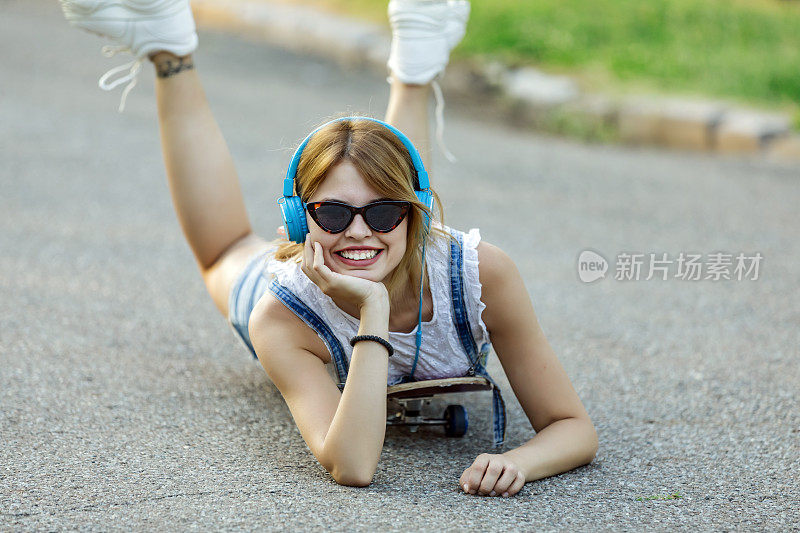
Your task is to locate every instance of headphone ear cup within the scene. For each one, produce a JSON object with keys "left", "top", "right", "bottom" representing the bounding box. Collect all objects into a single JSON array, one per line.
[
  {"left": 280, "top": 196, "right": 308, "bottom": 243},
  {"left": 415, "top": 189, "right": 434, "bottom": 228}
]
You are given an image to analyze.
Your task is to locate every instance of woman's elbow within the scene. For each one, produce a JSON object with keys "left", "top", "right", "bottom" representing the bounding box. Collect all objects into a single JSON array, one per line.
[
  {"left": 581, "top": 418, "right": 599, "bottom": 464},
  {"left": 320, "top": 443, "right": 378, "bottom": 487},
  {"left": 331, "top": 467, "right": 374, "bottom": 487}
]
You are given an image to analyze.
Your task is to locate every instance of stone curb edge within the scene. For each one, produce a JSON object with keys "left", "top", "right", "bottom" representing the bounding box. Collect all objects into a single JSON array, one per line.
[{"left": 191, "top": 0, "right": 800, "bottom": 163}]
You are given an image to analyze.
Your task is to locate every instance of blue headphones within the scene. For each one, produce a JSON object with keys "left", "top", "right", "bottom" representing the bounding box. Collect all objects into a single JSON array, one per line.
[{"left": 278, "top": 116, "right": 434, "bottom": 243}]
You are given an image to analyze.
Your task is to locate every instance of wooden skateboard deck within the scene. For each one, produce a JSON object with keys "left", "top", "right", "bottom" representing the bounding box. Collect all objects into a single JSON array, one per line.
[{"left": 387, "top": 376, "right": 492, "bottom": 399}]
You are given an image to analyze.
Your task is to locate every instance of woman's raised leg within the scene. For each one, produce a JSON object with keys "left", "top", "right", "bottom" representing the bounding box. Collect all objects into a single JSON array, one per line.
[
  {"left": 384, "top": 76, "right": 432, "bottom": 174},
  {"left": 152, "top": 52, "right": 270, "bottom": 317},
  {"left": 59, "top": 0, "right": 270, "bottom": 318},
  {"left": 383, "top": 0, "right": 471, "bottom": 175}
]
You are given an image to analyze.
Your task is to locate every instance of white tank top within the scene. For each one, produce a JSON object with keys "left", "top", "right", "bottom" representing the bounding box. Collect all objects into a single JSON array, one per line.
[{"left": 266, "top": 226, "right": 490, "bottom": 386}]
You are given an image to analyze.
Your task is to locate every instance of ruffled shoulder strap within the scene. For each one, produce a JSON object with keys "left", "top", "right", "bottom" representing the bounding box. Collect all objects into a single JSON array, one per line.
[{"left": 449, "top": 227, "right": 491, "bottom": 348}]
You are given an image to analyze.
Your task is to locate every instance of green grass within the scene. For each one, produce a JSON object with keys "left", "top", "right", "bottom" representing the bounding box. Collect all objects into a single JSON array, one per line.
[{"left": 294, "top": 0, "right": 800, "bottom": 114}]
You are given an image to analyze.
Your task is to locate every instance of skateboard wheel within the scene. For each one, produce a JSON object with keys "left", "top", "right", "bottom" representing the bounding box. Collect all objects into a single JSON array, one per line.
[{"left": 443, "top": 404, "right": 468, "bottom": 437}]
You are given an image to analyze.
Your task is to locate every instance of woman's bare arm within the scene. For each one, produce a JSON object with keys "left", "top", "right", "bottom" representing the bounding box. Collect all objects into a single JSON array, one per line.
[
  {"left": 459, "top": 241, "right": 598, "bottom": 496},
  {"left": 317, "top": 296, "right": 391, "bottom": 485},
  {"left": 249, "top": 294, "right": 390, "bottom": 486}
]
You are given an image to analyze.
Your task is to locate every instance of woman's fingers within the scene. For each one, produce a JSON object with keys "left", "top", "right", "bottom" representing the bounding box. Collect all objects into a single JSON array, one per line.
[
  {"left": 463, "top": 454, "right": 490, "bottom": 495},
  {"left": 313, "top": 241, "right": 336, "bottom": 281},
  {"left": 313, "top": 241, "right": 324, "bottom": 271},
  {"left": 493, "top": 468, "right": 523, "bottom": 497},
  {"left": 301, "top": 238, "right": 320, "bottom": 283},
  {"left": 303, "top": 237, "right": 312, "bottom": 263},
  {"left": 504, "top": 471, "right": 526, "bottom": 497},
  {"left": 301, "top": 238, "right": 312, "bottom": 272},
  {"left": 476, "top": 458, "right": 504, "bottom": 496},
  {"left": 303, "top": 240, "right": 339, "bottom": 289},
  {"left": 311, "top": 241, "right": 326, "bottom": 281},
  {"left": 460, "top": 454, "right": 526, "bottom": 497}
]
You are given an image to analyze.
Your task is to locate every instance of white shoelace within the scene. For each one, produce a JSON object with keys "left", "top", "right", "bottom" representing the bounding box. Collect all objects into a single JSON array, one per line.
[
  {"left": 386, "top": 74, "right": 457, "bottom": 163},
  {"left": 431, "top": 77, "right": 457, "bottom": 163},
  {"left": 99, "top": 45, "right": 144, "bottom": 113}
]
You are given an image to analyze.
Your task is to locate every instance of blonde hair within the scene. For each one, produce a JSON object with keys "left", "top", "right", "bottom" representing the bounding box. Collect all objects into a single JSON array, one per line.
[{"left": 272, "top": 114, "right": 449, "bottom": 310}]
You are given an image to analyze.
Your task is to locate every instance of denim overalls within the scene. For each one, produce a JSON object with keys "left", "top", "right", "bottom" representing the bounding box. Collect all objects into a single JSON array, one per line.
[{"left": 228, "top": 231, "right": 507, "bottom": 446}]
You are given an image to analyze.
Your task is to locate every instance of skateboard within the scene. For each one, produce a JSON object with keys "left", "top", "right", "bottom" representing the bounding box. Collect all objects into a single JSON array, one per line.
[{"left": 386, "top": 376, "right": 493, "bottom": 438}]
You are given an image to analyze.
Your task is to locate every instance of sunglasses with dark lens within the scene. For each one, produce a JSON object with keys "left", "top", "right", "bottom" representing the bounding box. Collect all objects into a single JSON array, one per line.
[{"left": 305, "top": 200, "right": 411, "bottom": 234}]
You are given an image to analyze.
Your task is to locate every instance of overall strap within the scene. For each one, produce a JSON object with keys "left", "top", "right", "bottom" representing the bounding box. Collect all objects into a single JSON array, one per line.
[
  {"left": 449, "top": 232, "right": 480, "bottom": 370},
  {"left": 448, "top": 230, "right": 507, "bottom": 447},
  {"left": 268, "top": 279, "right": 349, "bottom": 391}
]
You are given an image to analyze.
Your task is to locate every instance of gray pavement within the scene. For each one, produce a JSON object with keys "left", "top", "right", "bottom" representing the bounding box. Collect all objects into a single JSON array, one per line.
[{"left": 1, "top": 1, "right": 798, "bottom": 530}]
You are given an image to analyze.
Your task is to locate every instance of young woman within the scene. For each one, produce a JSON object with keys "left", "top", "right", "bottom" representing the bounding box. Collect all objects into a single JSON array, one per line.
[{"left": 60, "top": 0, "right": 598, "bottom": 496}]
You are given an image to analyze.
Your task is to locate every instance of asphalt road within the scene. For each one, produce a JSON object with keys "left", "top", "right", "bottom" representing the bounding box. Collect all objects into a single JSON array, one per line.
[{"left": 1, "top": 1, "right": 798, "bottom": 530}]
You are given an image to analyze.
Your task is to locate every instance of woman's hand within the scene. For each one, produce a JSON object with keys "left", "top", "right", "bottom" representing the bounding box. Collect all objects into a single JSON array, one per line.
[
  {"left": 459, "top": 453, "right": 526, "bottom": 497},
  {"left": 301, "top": 239, "right": 389, "bottom": 311}
]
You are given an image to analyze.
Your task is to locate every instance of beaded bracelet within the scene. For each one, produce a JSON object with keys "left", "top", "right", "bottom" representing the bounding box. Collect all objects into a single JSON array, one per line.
[{"left": 349, "top": 335, "right": 394, "bottom": 357}]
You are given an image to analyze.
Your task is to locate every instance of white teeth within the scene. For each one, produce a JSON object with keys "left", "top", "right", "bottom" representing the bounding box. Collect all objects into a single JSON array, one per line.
[{"left": 339, "top": 249, "right": 379, "bottom": 260}]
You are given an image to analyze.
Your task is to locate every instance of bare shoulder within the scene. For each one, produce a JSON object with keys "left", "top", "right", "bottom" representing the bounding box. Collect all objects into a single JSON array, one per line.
[
  {"left": 476, "top": 240, "right": 525, "bottom": 334},
  {"left": 248, "top": 291, "right": 331, "bottom": 364},
  {"left": 476, "top": 240, "right": 517, "bottom": 283}
]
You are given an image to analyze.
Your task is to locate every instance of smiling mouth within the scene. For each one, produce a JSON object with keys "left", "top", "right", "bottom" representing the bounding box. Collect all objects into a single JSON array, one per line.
[
  {"left": 336, "top": 249, "right": 380, "bottom": 261},
  {"left": 333, "top": 249, "right": 383, "bottom": 265}
]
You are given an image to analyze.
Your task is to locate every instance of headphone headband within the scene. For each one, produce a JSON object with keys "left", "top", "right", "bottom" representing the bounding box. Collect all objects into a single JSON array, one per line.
[{"left": 282, "top": 116, "right": 430, "bottom": 198}]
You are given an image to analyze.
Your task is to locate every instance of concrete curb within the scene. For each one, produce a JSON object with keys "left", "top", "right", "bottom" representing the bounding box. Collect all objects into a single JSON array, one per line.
[{"left": 191, "top": 0, "right": 800, "bottom": 163}]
